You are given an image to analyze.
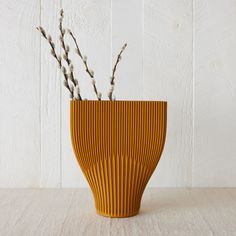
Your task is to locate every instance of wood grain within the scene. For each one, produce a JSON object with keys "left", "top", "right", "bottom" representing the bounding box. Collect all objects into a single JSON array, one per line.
[
  {"left": 112, "top": 0, "right": 143, "bottom": 100},
  {"left": 143, "top": 0, "right": 193, "bottom": 187},
  {"left": 0, "top": 1, "right": 41, "bottom": 187},
  {"left": 40, "top": 1, "right": 61, "bottom": 187},
  {"left": 0, "top": 188, "right": 236, "bottom": 235},
  {"left": 194, "top": 0, "right": 236, "bottom": 186}
]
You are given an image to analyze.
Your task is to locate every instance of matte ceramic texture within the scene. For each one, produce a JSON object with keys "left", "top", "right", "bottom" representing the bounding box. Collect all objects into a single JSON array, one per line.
[{"left": 70, "top": 101, "right": 167, "bottom": 218}]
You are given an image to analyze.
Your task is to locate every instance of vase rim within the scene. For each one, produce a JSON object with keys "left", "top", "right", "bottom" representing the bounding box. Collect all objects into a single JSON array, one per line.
[{"left": 70, "top": 100, "right": 167, "bottom": 103}]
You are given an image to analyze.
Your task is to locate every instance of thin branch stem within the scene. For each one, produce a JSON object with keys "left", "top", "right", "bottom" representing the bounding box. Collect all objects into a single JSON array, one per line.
[
  {"left": 37, "top": 26, "right": 74, "bottom": 98},
  {"left": 59, "top": 9, "right": 82, "bottom": 100},
  {"left": 62, "top": 68, "right": 74, "bottom": 98},
  {"left": 38, "top": 9, "right": 127, "bottom": 102},
  {"left": 108, "top": 43, "right": 127, "bottom": 101},
  {"left": 68, "top": 30, "right": 101, "bottom": 100}
]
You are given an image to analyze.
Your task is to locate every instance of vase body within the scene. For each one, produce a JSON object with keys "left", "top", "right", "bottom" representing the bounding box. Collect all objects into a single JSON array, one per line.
[{"left": 70, "top": 101, "right": 167, "bottom": 218}]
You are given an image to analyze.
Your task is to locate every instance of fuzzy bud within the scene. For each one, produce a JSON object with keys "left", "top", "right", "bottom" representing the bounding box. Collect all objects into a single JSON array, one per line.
[
  {"left": 75, "top": 48, "right": 80, "bottom": 55},
  {"left": 47, "top": 35, "right": 52, "bottom": 42},
  {"left": 91, "top": 79, "right": 96, "bottom": 85},
  {"left": 74, "top": 79, "right": 78, "bottom": 85},
  {"left": 89, "top": 70, "right": 94, "bottom": 77},
  {"left": 70, "top": 85, "right": 74, "bottom": 92},
  {"left": 65, "top": 45, "right": 70, "bottom": 53},
  {"left": 63, "top": 80, "right": 68, "bottom": 87},
  {"left": 83, "top": 55, "right": 87, "bottom": 62},
  {"left": 75, "top": 85, "right": 80, "bottom": 94},
  {"left": 73, "top": 95, "right": 79, "bottom": 100},
  {"left": 110, "top": 85, "right": 114, "bottom": 92},
  {"left": 122, "top": 43, "right": 127, "bottom": 51},
  {"left": 110, "top": 76, "right": 115, "bottom": 85},
  {"left": 61, "top": 66, "right": 66, "bottom": 74},
  {"left": 37, "top": 26, "right": 43, "bottom": 32},
  {"left": 98, "top": 92, "right": 102, "bottom": 100},
  {"left": 66, "top": 28, "right": 72, "bottom": 34},
  {"left": 69, "top": 64, "right": 74, "bottom": 72},
  {"left": 37, "top": 26, "right": 46, "bottom": 38},
  {"left": 63, "top": 54, "right": 67, "bottom": 60},
  {"left": 60, "top": 9, "right": 64, "bottom": 17},
  {"left": 50, "top": 49, "right": 56, "bottom": 57}
]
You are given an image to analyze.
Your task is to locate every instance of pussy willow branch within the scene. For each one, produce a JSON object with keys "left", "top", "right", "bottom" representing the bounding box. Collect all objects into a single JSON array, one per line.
[
  {"left": 68, "top": 30, "right": 102, "bottom": 101},
  {"left": 61, "top": 67, "right": 74, "bottom": 98},
  {"left": 59, "top": 9, "right": 82, "bottom": 100},
  {"left": 37, "top": 27, "right": 62, "bottom": 67},
  {"left": 59, "top": 10, "right": 70, "bottom": 65},
  {"left": 36, "top": 26, "right": 74, "bottom": 99},
  {"left": 108, "top": 43, "right": 127, "bottom": 101}
]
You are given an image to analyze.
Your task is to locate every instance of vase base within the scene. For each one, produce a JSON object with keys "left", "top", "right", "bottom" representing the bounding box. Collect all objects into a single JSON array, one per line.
[{"left": 96, "top": 209, "right": 139, "bottom": 218}]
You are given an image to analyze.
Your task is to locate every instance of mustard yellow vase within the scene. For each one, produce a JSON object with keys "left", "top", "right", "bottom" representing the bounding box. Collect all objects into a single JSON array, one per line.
[{"left": 70, "top": 101, "right": 167, "bottom": 218}]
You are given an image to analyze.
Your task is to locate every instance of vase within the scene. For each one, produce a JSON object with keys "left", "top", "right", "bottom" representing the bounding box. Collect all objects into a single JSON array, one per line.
[{"left": 70, "top": 100, "right": 167, "bottom": 218}]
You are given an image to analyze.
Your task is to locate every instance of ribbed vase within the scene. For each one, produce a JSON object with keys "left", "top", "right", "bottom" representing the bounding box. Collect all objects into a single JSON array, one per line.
[{"left": 70, "top": 101, "right": 167, "bottom": 218}]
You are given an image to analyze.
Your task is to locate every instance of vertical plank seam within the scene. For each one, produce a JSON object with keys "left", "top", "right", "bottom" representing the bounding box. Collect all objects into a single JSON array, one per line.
[
  {"left": 142, "top": 0, "right": 144, "bottom": 100},
  {"left": 192, "top": 0, "right": 195, "bottom": 187},
  {"left": 39, "top": 0, "right": 42, "bottom": 187},
  {"left": 60, "top": 0, "right": 62, "bottom": 188}
]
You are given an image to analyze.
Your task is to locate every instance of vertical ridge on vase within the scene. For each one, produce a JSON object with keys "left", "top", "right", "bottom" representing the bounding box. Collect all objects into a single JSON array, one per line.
[
  {"left": 70, "top": 101, "right": 167, "bottom": 217},
  {"left": 84, "top": 155, "right": 150, "bottom": 217}
]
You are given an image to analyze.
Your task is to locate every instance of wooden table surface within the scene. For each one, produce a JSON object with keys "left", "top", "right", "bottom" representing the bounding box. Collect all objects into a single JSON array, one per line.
[{"left": 0, "top": 188, "right": 235, "bottom": 236}]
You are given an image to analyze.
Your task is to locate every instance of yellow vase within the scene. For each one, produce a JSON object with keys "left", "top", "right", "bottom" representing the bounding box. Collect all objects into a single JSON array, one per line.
[{"left": 70, "top": 101, "right": 167, "bottom": 218}]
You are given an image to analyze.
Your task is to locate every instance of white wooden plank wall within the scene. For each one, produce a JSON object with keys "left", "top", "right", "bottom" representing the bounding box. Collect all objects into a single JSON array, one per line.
[
  {"left": 112, "top": 0, "right": 143, "bottom": 100},
  {"left": 144, "top": 0, "right": 193, "bottom": 187},
  {"left": 194, "top": 0, "right": 236, "bottom": 186},
  {"left": 0, "top": 1, "right": 41, "bottom": 187},
  {"left": 0, "top": 0, "right": 236, "bottom": 187},
  {"left": 40, "top": 0, "right": 61, "bottom": 187}
]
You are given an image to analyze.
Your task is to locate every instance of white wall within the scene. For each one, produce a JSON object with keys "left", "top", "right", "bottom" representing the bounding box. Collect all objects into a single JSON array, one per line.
[{"left": 0, "top": 0, "right": 235, "bottom": 188}]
